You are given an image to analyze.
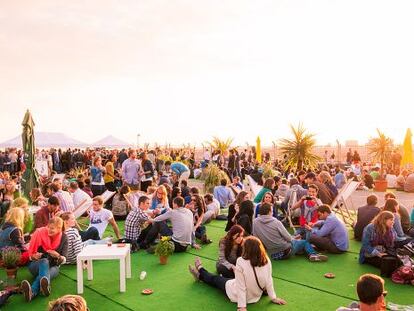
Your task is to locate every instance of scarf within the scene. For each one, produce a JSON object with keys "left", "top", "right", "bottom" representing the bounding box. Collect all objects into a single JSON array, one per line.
[
  {"left": 28, "top": 227, "right": 62, "bottom": 256},
  {"left": 372, "top": 228, "right": 394, "bottom": 249}
]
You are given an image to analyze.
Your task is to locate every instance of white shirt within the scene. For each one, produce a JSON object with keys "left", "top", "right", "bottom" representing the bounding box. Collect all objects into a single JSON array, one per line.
[
  {"left": 72, "top": 188, "right": 92, "bottom": 208},
  {"left": 225, "top": 257, "right": 277, "bottom": 308},
  {"left": 89, "top": 208, "right": 114, "bottom": 239}
]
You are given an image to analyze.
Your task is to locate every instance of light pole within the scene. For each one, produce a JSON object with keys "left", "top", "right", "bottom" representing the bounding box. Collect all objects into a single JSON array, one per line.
[{"left": 137, "top": 134, "right": 141, "bottom": 149}]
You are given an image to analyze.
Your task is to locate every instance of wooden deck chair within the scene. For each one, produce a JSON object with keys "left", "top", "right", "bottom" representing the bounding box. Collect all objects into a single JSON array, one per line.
[
  {"left": 330, "top": 180, "right": 360, "bottom": 226},
  {"left": 230, "top": 185, "right": 242, "bottom": 197},
  {"left": 73, "top": 190, "right": 116, "bottom": 219}
]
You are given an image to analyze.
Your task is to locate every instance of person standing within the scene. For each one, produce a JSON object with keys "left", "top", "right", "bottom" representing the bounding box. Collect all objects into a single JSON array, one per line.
[
  {"left": 140, "top": 152, "right": 155, "bottom": 192},
  {"left": 121, "top": 150, "right": 143, "bottom": 191},
  {"left": 104, "top": 154, "right": 117, "bottom": 192},
  {"left": 90, "top": 156, "right": 106, "bottom": 197}
]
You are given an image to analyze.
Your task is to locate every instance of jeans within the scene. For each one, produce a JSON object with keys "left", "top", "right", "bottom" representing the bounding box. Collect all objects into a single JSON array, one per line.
[
  {"left": 144, "top": 221, "right": 188, "bottom": 252},
  {"left": 28, "top": 258, "right": 59, "bottom": 297},
  {"left": 79, "top": 227, "right": 100, "bottom": 241},
  {"left": 199, "top": 268, "right": 230, "bottom": 293},
  {"left": 291, "top": 239, "right": 317, "bottom": 256},
  {"left": 294, "top": 227, "right": 311, "bottom": 240},
  {"left": 216, "top": 264, "right": 235, "bottom": 278},
  {"left": 309, "top": 234, "right": 344, "bottom": 254}
]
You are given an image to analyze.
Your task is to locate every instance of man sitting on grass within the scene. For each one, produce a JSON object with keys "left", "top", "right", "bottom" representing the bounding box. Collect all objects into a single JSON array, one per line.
[
  {"left": 307, "top": 205, "right": 349, "bottom": 254},
  {"left": 88, "top": 196, "right": 121, "bottom": 240},
  {"left": 253, "top": 203, "right": 328, "bottom": 262},
  {"left": 337, "top": 274, "right": 387, "bottom": 311},
  {"left": 142, "top": 196, "right": 194, "bottom": 253}
]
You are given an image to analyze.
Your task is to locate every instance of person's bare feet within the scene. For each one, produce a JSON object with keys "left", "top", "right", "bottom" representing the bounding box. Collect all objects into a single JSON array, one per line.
[
  {"left": 194, "top": 257, "right": 203, "bottom": 270},
  {"left": 188, "top": 265, "right": 200, "bottom": 281}
]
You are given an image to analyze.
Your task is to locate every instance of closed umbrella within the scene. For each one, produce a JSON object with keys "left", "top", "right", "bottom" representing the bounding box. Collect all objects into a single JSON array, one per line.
[
  {"left": 21, "top": 110, "right": 39, "bottom": 199},
  {"left": 401, "top": 128, "right": 414, "bottom": 170},
  {"left": 256, "top": 136, "right": 262, "bottom": 164}
]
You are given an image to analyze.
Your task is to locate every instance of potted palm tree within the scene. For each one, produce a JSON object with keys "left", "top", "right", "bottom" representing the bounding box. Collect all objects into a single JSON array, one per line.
[
  {"left": 1, "top": 246, "right": 21, "bottom": 279},
  {"left": 201, "top": 163, "right": 230, "bottom": 193},
  {"left": 154, "top": 236, "right": 175, "bottom": 265},
  {"left": 279, "top": 123, "right": 321, "bottom": 171},
  {"left": 369, "top": 129, "right": 393, "bottom": 192}
]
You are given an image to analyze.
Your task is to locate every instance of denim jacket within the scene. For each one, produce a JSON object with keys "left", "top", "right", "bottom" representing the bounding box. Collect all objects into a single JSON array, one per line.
[{"left": 359, "top": 223, "right": 397, "bottom": 264}]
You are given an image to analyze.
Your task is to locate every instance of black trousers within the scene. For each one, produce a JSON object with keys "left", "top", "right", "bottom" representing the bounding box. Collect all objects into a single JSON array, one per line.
[
  {"left": 216, "top": 264, "right": 235, "bottom": 278},
  {"left": 199, "top": 268, "right": 231, "bottom": 293}
]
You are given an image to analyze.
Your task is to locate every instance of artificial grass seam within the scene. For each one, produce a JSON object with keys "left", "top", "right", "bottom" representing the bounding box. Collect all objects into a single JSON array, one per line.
[{"left": 59, "top": 271, "right": 134, "bottom": 311}]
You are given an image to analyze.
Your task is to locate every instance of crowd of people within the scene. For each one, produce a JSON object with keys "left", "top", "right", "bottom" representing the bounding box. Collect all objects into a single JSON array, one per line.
[{"left": 0, "top": 146, "right": 413, "bottom": 310}]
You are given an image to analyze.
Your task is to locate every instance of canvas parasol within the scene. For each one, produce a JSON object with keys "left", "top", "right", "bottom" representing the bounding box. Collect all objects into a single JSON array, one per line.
[
  {"left": 256, "top": 136, "right": 262, "bottom": 164},
  {"left": 401, "top": 128, "right": 414, "bottom": 170},
  {"left": 21, "top": 109, "right": 39, "bottom": 199}
]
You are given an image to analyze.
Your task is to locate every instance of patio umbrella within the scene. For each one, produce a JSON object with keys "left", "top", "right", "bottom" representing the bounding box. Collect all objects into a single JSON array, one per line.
[
  {"left": 21, "top": 110, "right": 39, "bottom": 199},
  {"left": 401, "top": 128, "right": 414, "bottom": 170},
  {"left": 256, "top": 136, "right": 262, "bottom": 164}
]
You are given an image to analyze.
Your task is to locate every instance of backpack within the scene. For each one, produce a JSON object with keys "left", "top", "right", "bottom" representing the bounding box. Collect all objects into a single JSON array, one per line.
[
  {"left": 111, "top": 194, "right": 129, "bottom": 216},
  {"left": 391, "top": 266, "right": 414, "bottom": 284}
]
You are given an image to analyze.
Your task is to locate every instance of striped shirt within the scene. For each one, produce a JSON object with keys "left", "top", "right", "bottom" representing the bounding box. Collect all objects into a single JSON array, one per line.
[
  {"left": 65, "top": 228, "right": 83, "bottom": 264},
  {"left": 54, "top": 190, "right": 75, "bottom": 212}
]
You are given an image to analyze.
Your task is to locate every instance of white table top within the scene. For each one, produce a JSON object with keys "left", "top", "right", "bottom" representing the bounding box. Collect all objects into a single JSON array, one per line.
[{"left": 77, "top": 244, "right": 130, "bottom": 260}]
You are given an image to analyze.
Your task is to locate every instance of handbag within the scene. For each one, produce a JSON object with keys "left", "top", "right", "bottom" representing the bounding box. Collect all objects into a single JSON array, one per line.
[{"left": 251, "top": 264, "right": 268, "bottom": 296}]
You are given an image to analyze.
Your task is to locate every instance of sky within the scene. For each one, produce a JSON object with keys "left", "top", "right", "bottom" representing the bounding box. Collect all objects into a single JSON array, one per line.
[{"left": 1, "top": 0, "right": 414, "bottom": 147}]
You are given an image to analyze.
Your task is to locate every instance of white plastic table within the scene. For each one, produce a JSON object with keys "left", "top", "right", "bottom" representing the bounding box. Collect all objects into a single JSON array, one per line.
[{"left": 76, "top": 244, "right": 131, "bottom": 294}]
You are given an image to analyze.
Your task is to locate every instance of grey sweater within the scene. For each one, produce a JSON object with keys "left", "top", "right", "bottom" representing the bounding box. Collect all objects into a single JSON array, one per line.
[
  {"left": 153, "top": 207, "right": 194, "bottom": 245},
  {"left": 253, "top": 215, "right": 292, "bottom": 255}
]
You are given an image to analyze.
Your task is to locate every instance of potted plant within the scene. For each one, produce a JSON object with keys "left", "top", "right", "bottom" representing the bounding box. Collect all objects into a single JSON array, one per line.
[
  {"left": 368, "top": 129, "right": 394, "bottom": 192},
  {"left": 1, "top": 246, "right": 21, "bottom": 279},
  {"left": 154, "top": 236, "right": 175, "bottom": 265},
  {"left": 201, "top": 163, "right": 230, "bottom": 193}
]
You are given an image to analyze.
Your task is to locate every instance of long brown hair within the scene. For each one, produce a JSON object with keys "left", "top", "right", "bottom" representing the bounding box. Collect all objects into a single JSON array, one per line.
[
  {"left": 383, "top": 198, "right": 398, "bottom": 213},
  {"left": 222, "top": 225, "right": 244, "bottom": 260},
  {"left": 235, "top": 191, "right": 249, "bottom": 206},
  {"left": 372, "top": 211, "right": 394, "bottom": 236},
  {"left": 242, "top": 236, "right": 268, "bottom": 267}
]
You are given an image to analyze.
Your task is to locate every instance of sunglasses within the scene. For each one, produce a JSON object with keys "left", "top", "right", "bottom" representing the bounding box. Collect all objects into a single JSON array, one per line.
[{"left": 382, "top": 291, "right": 388, "bottom": 297}]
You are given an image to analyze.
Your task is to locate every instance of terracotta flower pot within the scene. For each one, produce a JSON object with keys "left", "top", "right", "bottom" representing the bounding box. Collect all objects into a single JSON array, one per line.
[
  {"left": 159, "top": 256, "right": 168, "bottom": 265},
  {"left": 5, "top": 267, "right": 18, "bottom": 279},
  {"left": 374, "top": 180, "right": 388, "bottom": 192}
]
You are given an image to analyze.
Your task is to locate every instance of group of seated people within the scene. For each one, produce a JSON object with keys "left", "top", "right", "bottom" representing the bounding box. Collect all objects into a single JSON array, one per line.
[{"left": 1, "top": 161, "right": 413, "bottom": 310}]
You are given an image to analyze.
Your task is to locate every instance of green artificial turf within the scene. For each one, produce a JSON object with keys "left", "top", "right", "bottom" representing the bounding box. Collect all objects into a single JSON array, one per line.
[{"left": 1, "top": 219, "right": 413, "bottom": 310}]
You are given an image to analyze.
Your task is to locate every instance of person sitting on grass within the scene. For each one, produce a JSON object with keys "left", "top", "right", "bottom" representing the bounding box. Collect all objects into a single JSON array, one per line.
[
  {"left": 382, "top": 198, "right": 413, "bottom": 248},
  {"left": 88, "top": 196, "right": 121, "bottom": 240},
  {"left": 188, "top": 236, "right": 286, "bottom": 310},
  {"left": 234, "top": 200, "right": 254, "bottom": 236},
  {"left": 34, "top": 196, "right": 60, "bottom": 231},
  {"left": 253, "top": 178, "right": 275, "bottom": 204},
  {"left": 308, "top": 205, "right": 349, "bottom": 254},
  {"left": 48, "top": 294, "right": 88, "bottom": 311},
  {"left": 214, "top": 178, "right": 235, "bottom": 209},
  {"left": 383, "top": 192, "right": 414, "bottom": 237},
  {"left": 359, "top": 211, "right": 401, "bottom": 277},
  {"left": 336, "top": 274, "right": 387, "bottom": 311},
  {"left": 123, "top": 195, "right": 155, "bottom": 251},
  {"left": 0, "top": 208, "right": 26, "bottom": 252},
  {"left": 21, "top": 217, "right": 68, "bottom": 302},
  {"left": 253, "top": 203, "right": 328, "bottom": 262},
  {"left": 254, "top": 191, "right": 277, "bottom": 218},
  {"left": 291, "top": 184, "right": 322, "bottom": 239},
  {"left": 188, "top": 194, "right": 212, "bottom": 245},
  {"left": 225, "top": 191, "right": 250, "bottom": 232},
  {"left": 216, "top": 225, "right": 245, "bottom": 278},
  {"left": 142, "top": 196, "right": 194, "bottom": 252},
  {"left": 203, "top": 193, "right": 221, "bottom": 223},
  {"left": 353, "top": 194, "right": 381, "bottom": 241}
]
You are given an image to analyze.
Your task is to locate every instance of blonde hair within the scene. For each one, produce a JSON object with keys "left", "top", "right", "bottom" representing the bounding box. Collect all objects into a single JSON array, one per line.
[
  {"left": 48, "top": 294, "right": 88, "bottom": 311},
  {"left": 92, "top": 196, "right": 103, "bottom": 205},
  {"left": 5, "top": 208, "right": 25, "bottom": 232},
  {"left": 48, "top": 217, "right": 64, "bottom": 232},
  {"left": 156, "top": 185, "right": 168, "bottom": 206},
  {"left": 372, "top": 211, "right": 394, "bottom": 236},
  {"left": 11, "top": 197, "right": 30, "bottom": 232},
  {"left": 92, "top": 156, "right": 101, "bottom": 166},
  {"left": 319, "top": 171, "right": 333, "bottom": 184}
]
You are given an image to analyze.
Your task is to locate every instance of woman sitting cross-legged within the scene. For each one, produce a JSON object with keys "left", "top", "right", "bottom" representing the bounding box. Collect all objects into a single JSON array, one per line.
[
  {"left": 20, "top": 217, "right": 68, "bottom": 302},
  {"left": 359, "top": 211, "right": 401, "bottom": 277},
  {"left": 216, "top": 225, "right": 244, "bottom": 278},
  {"left": 189, "top": 236, "right": 286, "bottom": 310}
]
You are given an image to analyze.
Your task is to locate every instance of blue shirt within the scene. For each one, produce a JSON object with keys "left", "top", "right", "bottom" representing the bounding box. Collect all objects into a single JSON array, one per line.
[
  {"left": 213, "top": 185, "right": 234, "bottom": 208},
  {"left": 121, "top": 158, "right": 141, "bottom": 185},
  {"left": 334, "top": 172, "right": 346, "bottom": 189},
  {"left": 312, "top": 213, "right": 349, "bottom": 251},
  {"left": 170, "top": 162, "right": 189, "bottom": 175}
]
